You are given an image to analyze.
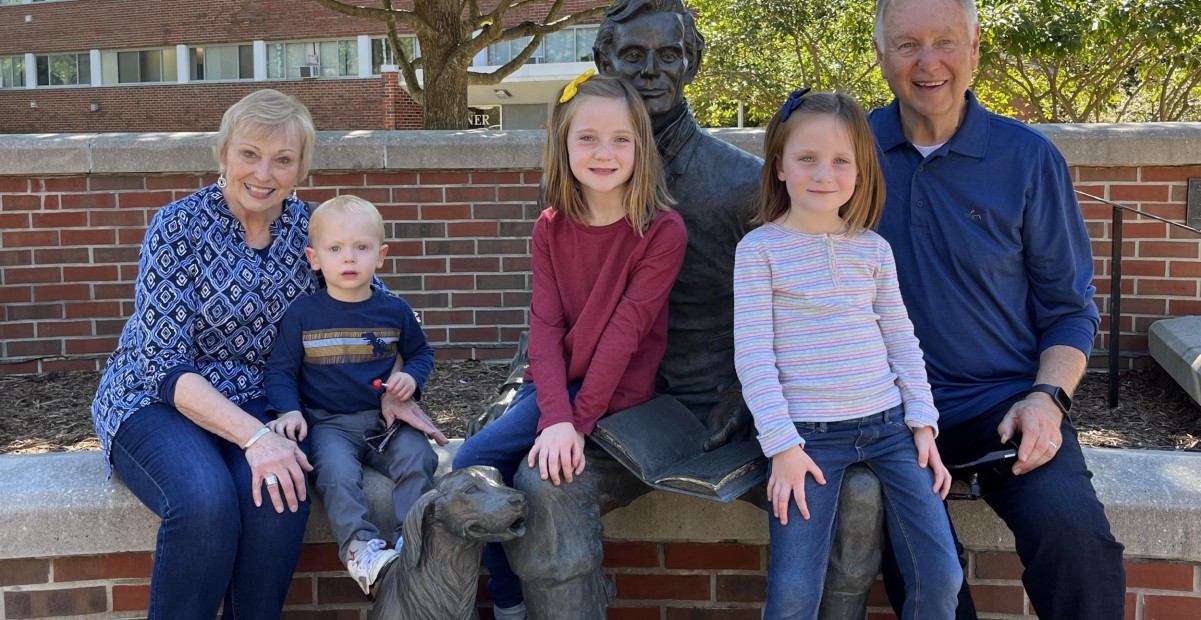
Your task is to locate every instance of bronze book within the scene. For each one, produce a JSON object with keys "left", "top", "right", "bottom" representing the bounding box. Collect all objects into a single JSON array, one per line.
[{"left": 590, "top": 395, "right": 767, "bottom": 503}]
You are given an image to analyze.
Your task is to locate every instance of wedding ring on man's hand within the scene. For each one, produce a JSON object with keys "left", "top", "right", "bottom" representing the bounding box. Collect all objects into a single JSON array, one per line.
[
  {"left": 1047, "top": 441, "right": 1058, "bottom": 450},
  {"left": 265, "top": 475, "right": 279, "bottom": 485}
]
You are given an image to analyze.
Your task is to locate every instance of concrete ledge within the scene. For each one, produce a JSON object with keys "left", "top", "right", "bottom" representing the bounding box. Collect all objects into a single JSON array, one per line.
[
  {"left": 2, "top": 443, "right": 1199, "bottom": 563},
  {"left": 1, "top": 123, "right": 1201, "bottom": 176},
  {"left": 1149, "top": 316, "right": 1201, "bottom": 406}
]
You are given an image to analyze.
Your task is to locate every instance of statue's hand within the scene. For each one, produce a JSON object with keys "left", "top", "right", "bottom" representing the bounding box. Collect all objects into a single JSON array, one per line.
[{"left": 703, "top": 389, "right": 753, "bottom": 451}]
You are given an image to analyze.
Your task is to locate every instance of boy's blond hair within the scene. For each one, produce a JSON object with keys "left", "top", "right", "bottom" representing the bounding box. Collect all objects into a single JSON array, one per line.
[{"left": 309, "top": 195, "right": 386, "bottom": 243}]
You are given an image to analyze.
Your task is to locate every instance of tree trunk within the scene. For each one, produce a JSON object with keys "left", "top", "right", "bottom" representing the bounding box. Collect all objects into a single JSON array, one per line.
[{"left": 416, "top": 0, "right": 470, "bottom": 130}]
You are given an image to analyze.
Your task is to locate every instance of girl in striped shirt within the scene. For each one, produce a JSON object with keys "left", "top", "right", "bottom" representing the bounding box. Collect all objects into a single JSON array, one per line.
[{"left": 733, "top": 90, "right": 960, "bottom": 620}]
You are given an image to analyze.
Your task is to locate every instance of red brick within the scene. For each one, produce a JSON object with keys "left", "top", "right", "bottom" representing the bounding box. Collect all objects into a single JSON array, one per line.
[
  {"left": 8, "top": 339, "right": 62, "bottom": 357},
  {"left": 4, "top": 266, "right": 62, "bottom": 284},
  {"left": 664, "top": 608, "right": 761, "bottom": 620},
  {"left": 421, "top": 203, "right": 473, "bottom": 220},
  {"left": 1137, "top": 279, "right": 1197, "bottom": 297},
  {"left": 285, "top": 576, "right": 314, "bottom": 605},
  {"left": 145, "top": 175, "right": 204, "bottom": 190},
  {"left": 1121, "top": 221, "right": 1169, "bottom": 238},
  {"left": 93, "top": 283, "right": 136, "bottom": 300},
  {"left": 34, "top": 247, "right": 91, "bottom": 265},
  {"left": 3, "top": 229, "right": 59, "bottom": 247},
  {"left": 393, "top": 186, "right": 444, "bottom": 203},
  {"left": 665, "top": 543, "right": 762, "bottom": 571},
  {"left": 474, "top": 346, "right": 518, "bottom": 361},
  {"left": 1142, "top": 166, "right": 1201, "bottom": 182},
  {"left": 66, "top": 337, "right": 120, "bottom": 354},
  {"left": 478, "top": 274, "right": 527, "bottom": 290},
  {"left": 56, "top": 553, "right": 154, "bottom": 582},
  {"left": 297, "top": 187, "right": 337, "bottom": 203},
  {"left": 0, "top": 558, "right": 49, "bottom": 586},
  {"left": 1077, "top": 167, "right": 1138, "bottom": 182},
  {"left": 366, "top": 172, "right": 419, "bottom": 185},
  {"left": 113, "top": 583, "right": 151, "bottom": 612},
  {"left": 392, "top": 257, "right": 448, "bottom": 274},
  {"left": 43, "top": 358, "right": 102, "bottom": 372},
  {"left": 453, "top": 292, "right": 503, "bottom": 307},
  {"left": 499, "top": 221, "right": 535, "bottom": 237},
  {"left": 1110, "top": 184, "right": 1171, "bottom": 203},
  {"left": 34, "top": 283, "right": 92, "bottom": 302},
  {"left": 615, "top": 573, "right": 710, "bottom": 600},
  {"left": 296, "top": 543, "right": 345, "bottom": 572},
  {"left": 503, "top": 291, "right": 532, "bottom": 308},
  {"left": 61, "top": 228, "right": 117, "bottom": 246},
  {"left": 2, "top": 194, "right": 43, "bottom": 211},
  {"left": 968, "top": 583, "right": 1026, "bottom": 614},
  {"left": 393, "top": 221, "right": 446, "bottom": 238},
  {"left": 0, "top": 178, "right": 29, "bottom": 192},
  {"left": 421, "top": 171, "right": 471, "bottom": 185},
  {"left": 90, "top": 176, "right": 146, "bottom": 191},
  {"left": 346, "top": 187, "right": 391, "bottom": 204},
  {"left": 31, "top": 210, "right": 89, "bottom": 228},
  {"left": 475, "top": 309, "right": 527, "bottom": 326},
  {"left": 524, "top": 171, "right": 544, "bottom": 185},
  {"left": 499, "top": 186, "right": 541, "bottom": 202},
  {"left": 60, "top": 192, "right": 116, "bottom": 209},
  {"left": 607, "top": 607, "right": 662, "bottom": 620},
  {"left": 6, "top": 303, "right": 63, "bottom": 321},
  {"left": 477, "top": 238, "right": 528, "bottom": 254},
  {"left": 90, "top": 209, "right": 148, "bottom": 227},
  {"left": 603, "top": 542, "right": 660, "bottom": 568},
  {"left": 93, "top": 247, "right": 140, "bottom": 264},
  {"left": 0, "top": 249, "right": 32, "bottom": 267},
  {"left": 64, "top": 265, "right": 120, "bottom": 282},
  {"left": 0, "top": 322, "right": 34, "bottom": 340},
  {"left": 473, "top": 171, "right": 524, "bottom": 184},
  {"left": 65, "top": 301, "right": 124, "bottom": 319},
  {"left": 503, "top": 256, "right": 532, "bottom": 272},
  {"left": 1114, "top": 259, "right": 1168, "bottom": 277},
  {"left": 116, "top": 191, "right": 174, "bottom": 208},
  {"left": 425, "top": 274, "right": 476, "bottom": 290},
  {"left": 1170, "top": 298, "right": 1201, "bottom": 316},
  {"left": 449, "top": 326, "right": 500, "bottom": 343},
  {"left": 0, "top": 212, "right": 30, "bottom": 229},
  {"left": 1169, "top": 261, "right": 1201, "bottom": 277},
  {"left": 315, "top": 573, "right": 369, "bottom": 604},
  {"left": 715, "top": 574, "right": 766, "bottom": 603},
  {"left": 449, "top": 221, "right": 499, "bottom": 237},
  {"left": 1140, "top": 241, "right": 1199, "bottom": 259},
  {"left": 387, "top": 239, "right": 425, "bottom": 256},
  {"left": 1143, "top": 594, "right": 1201, "bottom": 620},
  {"left": 866, "top": 612, "right": 900, "bottom": 620},
  {"left": 0, "top": 286, "right": 33, "bottom": 304},
  {"left": 1125, "top": 561, "right": 1196, "bottom": 591},
  {"left": 37, "top": 321, "right": 94, "bottom": 338},
  {"left": 4, "top": 586, "right": 108, "bottom": 617},
  {"left": 447, "top": 186, "right": 498, "bottom": 202},
  {"left": 422, "top": 309, "right": 477, "bottom": 325},
  {"left": 450, "top": 256, "right": 500, "bottom": 272},
  {"left": 475, "top": 203, "right": 527, "bottom": 219}
]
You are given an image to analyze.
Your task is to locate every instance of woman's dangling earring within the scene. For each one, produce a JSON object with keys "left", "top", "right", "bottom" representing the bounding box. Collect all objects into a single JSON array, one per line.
[
  {"left": 291, "top": 189, "right": 298, "bottom": 201},
  {"left": 217, "top": 174, "right": 228, "bottom": 189}
]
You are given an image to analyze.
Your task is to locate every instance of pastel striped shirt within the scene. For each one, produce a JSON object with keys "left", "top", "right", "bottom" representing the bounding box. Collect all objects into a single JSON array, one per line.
[{"left": 733, "top": 223, "right": 938, "bottom": 457}]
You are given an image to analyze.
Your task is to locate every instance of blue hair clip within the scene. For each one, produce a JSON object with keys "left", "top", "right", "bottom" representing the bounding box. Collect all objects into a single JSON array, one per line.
[{"left": 779, "top": 87, "right": 812, "bottom": 122}]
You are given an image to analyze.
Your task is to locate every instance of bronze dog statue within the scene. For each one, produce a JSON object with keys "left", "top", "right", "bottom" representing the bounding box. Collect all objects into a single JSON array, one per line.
[{"left": 369, "top": 465, "right": 527, "bottom": 620}]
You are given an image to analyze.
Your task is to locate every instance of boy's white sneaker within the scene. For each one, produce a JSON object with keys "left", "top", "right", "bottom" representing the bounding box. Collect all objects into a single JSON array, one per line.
[{"left": 347, "top": 538, "right": 399, "bottom": 596}]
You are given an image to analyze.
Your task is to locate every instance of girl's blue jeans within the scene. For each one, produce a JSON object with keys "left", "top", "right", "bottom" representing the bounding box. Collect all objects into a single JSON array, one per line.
[
  {"left": 764, "top": 405, "right": 961, "bottom": 620},
  {"left": 452, "top": 380, "right": 580, "bottom": 609},
  {"left": 110, "top": 397, "right": 311, "bottom": 620}
]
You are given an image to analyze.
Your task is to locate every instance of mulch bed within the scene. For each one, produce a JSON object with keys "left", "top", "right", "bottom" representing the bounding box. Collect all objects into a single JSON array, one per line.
[{"left": 1, "top": 360, "right": 1198, "bottom": 455}]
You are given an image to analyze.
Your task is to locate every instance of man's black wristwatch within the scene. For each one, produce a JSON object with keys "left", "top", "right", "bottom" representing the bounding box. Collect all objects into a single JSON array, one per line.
[{"left": 1027, "top": 384, "right": 1072, "bottom": 415}]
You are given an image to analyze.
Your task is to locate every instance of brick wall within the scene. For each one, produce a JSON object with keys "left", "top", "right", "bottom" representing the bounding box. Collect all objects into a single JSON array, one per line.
[
  {"left": 0, "top": 79, "right": 424, "bottom": 133},
  {"left": 2, "top": 160, "right": 1199, "bottom": 375},
  {"left": 0, "top": 545, "right": 1196, "bottom": 619}
]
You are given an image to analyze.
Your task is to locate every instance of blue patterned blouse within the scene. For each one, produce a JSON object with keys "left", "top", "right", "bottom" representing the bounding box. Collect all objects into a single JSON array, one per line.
[{"left": 91, "top": 184, "right": 318, "bottom": 462}]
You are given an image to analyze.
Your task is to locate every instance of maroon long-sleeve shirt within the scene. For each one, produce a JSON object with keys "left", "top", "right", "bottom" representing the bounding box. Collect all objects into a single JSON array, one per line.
[{"left": 527, "top": 207, "right": 687, "bottom": 435}]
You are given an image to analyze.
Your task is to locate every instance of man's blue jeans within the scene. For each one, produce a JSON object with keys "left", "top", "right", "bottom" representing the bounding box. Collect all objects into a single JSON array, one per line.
[
  {"left": 110, "top": 397, "right": 311, "bottom": 620},
  {"left": 453, "top": 380, "right": 580, "bottom": 609},
  {"left": 881, "top": 394, "right": 1127, "bottom": 620},
  {"left": 765, "top": 406, "right": 961, "bottom": 620}
]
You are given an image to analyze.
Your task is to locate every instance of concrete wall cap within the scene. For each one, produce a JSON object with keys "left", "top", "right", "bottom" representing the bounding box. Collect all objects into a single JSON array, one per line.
[
  {"left": 2, "top": 444, "right": 1199, "bottom": 562},
  {"left": 2, "top": 123, "right": 1201, "bottom": 176}
]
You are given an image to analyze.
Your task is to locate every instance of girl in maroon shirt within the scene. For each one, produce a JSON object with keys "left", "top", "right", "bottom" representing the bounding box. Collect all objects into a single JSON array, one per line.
[{"left": 452, "top": 72, "right": 687, "bottom": 618}]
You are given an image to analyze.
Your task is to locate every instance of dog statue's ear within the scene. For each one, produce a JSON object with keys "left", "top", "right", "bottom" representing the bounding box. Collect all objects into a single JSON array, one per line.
[{"left": 402, "top": 489, "right": 436, "bottom": 570}]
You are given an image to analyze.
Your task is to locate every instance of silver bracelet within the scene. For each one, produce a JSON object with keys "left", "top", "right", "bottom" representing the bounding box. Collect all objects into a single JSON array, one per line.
[{"left": 241, "top": 427, "right": 270, "bottom": 451}]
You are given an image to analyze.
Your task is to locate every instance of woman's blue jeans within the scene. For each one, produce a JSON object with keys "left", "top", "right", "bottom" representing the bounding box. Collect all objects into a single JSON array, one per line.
[
  {"left": 764, "top": 406, "right": 961, "bottom": 620},
  {"left": 110, "top": 397, "right": 311, "bottom": 620},
  {"left": 452, "top": 380, "right": 580, "bottom": 609}
]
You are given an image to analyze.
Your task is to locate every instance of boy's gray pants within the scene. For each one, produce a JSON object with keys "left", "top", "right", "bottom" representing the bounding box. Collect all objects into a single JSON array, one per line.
[{"left": 306, "top": 407, "right": 438, "bottom": 562}]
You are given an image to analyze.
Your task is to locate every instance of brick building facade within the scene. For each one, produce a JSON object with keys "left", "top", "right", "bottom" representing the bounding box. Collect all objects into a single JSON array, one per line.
[{"left": 0, "top": 0, "right": 604, "bottom": 132}]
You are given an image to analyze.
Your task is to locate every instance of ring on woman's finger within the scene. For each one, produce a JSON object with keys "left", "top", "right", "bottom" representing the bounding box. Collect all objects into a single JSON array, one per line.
[
  {"left": 265, "top": 475, "right": 279, "bottom": 485},
  {"left": 1047, "top": 441, "right": 1058, "bottom": 450}
]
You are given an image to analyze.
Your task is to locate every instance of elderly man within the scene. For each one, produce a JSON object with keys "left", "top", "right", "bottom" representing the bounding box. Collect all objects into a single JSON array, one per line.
[
  {"left": 494, "top": 1, "right": 767, "bottom": 618},
  {"left": 864, "top": 0, "right": 1126, "bottom": 617}
]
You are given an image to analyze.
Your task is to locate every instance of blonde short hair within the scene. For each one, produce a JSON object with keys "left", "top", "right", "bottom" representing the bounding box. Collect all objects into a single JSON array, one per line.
[
  {"left": 213, "top": 89, "right": 316, "bottom": 180},
  {"left": 309, "top": 195, "right": 385, "bottom": 243}
]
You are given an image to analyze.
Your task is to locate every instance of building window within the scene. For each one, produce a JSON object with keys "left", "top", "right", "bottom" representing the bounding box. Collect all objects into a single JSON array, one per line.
[
  {"left": 190, "top": 45, "right": 253, "bottom": 81},
  {"left": 35, "top": 52, "right": 90, "bottom": 86},
  {"left": 370, "top": 36, "right": 417, "bottom": 73},
  {"left": 486, "top": 26, "right": 597, "bottom": 66},
  {"left": 267, "top": 40, "right": 357, "bottom": 79},
  {"left": 1, "top": 56, "right": 24, "bottom": 88},
  {"left": 100, "top": 48, "right": 178, "bottom": 84}
]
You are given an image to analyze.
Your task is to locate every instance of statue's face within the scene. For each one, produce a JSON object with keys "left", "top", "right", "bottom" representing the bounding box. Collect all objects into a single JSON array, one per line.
[{"left": 598, "top": 11, "right": 691, "bottom": 119}]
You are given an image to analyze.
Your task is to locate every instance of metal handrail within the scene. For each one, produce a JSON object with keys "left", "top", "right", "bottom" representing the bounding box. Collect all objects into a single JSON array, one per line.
[{"left": 1074, "top": 190, "right": 1201, "bottom": 408}]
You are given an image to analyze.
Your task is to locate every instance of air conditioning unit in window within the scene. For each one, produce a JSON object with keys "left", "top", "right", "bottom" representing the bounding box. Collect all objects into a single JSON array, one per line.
[{"left": 299, "top": 66, "right": 317, "bottom": 79}]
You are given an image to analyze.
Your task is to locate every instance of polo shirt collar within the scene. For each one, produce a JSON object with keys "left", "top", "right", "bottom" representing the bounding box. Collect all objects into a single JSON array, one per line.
[{"left": 875, "top": 90, "right": 988, "bottom": 159}]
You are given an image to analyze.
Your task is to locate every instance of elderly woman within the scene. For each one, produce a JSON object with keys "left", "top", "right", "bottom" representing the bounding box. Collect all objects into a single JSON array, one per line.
[{"left": 92, "top": 89, "right": 327, "bottom": 619}]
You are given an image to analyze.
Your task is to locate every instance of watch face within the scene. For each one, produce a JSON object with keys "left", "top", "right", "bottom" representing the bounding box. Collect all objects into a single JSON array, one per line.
[{"left": 1032, "top": 384, "right": 1071, "bottom": 413}]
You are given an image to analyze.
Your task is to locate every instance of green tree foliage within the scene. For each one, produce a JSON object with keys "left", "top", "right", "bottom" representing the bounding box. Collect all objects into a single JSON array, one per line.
[
  {"left": 313, "top": 0, "right": 606, "bottom": 129},
  {"left": 976, "top": 0, "right": 1201, "bottom": 122},
  {"left": 687, "top": 0, "right": 890, "bottom": 127}
]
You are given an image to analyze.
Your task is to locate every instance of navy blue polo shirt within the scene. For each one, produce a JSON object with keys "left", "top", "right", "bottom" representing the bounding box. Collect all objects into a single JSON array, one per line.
[{"left": 870, "top": 91, "right": 1099, "bottom": 429}]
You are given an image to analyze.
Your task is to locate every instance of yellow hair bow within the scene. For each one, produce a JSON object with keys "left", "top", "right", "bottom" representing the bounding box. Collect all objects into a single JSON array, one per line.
[{"left": 559, "top": 69, "right": 596, "bottom": 103}]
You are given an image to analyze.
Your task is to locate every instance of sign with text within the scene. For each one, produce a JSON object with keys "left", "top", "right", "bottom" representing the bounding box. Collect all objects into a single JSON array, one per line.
[{"left": 468, "top": 105, "right": 502, "bottom": 130}]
